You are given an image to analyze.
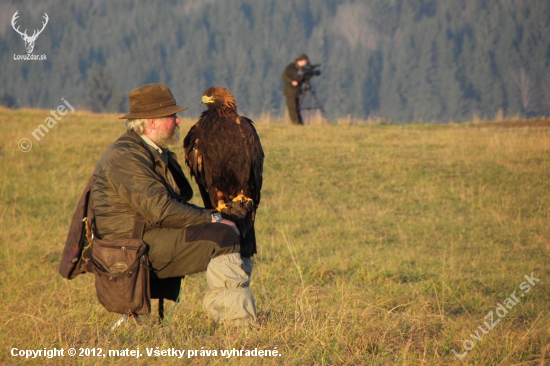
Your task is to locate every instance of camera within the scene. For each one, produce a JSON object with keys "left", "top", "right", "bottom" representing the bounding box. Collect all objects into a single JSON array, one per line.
[{"left": 298, "top": 63, "right": 321, "bottom": 90}]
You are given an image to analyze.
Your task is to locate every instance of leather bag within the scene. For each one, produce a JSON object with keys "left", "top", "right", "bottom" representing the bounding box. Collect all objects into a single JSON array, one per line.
[{"left": 91, "top": 237, "right": 151, "bottom": 315}]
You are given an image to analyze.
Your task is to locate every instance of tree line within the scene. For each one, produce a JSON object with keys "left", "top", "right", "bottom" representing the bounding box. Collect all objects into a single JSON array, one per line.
[{"left": 1, "top": 0, "right": 549, "bottom": 123}]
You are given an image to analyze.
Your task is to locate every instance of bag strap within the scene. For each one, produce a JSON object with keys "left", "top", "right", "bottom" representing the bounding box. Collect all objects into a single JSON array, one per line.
[{"left": 131, "top": 216, "right": 146, "bottom": 239}]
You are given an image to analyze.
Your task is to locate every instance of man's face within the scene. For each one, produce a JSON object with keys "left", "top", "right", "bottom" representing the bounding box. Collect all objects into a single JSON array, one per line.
[
  {"left": 297, "top": 59, "right": 308, "bottom": 68},
  {"left": 150, "top": 114, "right": 181, "bottom": 147}
]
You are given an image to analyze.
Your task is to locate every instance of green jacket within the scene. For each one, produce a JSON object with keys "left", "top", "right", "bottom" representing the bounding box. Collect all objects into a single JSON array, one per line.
[
  {"left": 282, "top": 61, "right": 303, "bottom": 97},
  {"left": 92, "top": 130, "right": 212, "bottom": 239}
]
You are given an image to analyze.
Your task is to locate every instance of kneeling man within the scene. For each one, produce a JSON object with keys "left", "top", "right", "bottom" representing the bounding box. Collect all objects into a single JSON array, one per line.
[{"left": 92, "top": 83, "right": 256, "bottom": 325}]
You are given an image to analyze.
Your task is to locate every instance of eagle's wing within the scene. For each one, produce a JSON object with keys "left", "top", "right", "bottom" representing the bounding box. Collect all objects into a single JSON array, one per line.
[
  {"left": 237, "top": 116, "right": 264, "bottom": 208},
  {"left": 183, "top": 124, "right": 215, "bottom": 209}
]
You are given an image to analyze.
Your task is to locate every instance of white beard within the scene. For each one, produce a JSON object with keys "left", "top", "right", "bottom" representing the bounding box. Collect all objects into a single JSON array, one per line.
[{"left": 156, "top": 125, "right": 180, "bottom": 148}]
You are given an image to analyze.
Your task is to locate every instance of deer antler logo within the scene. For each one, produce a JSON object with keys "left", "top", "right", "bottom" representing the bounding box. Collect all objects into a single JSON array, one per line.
[{"left": 11, "top": 11, "right": 49, "bottom": 54}]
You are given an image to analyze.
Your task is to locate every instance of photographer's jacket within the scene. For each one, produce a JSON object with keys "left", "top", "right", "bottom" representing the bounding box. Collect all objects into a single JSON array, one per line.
[
  {"left": 92, "top": 129, "right": 212, "bottom": 240},
  {"left": 282, "top": 62, "right": 303, "bottom": 97}
]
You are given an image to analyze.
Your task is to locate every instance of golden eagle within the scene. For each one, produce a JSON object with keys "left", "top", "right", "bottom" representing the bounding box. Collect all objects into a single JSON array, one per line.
[{"left": 183, "top": 86, "right": 264, "bottom": 257}]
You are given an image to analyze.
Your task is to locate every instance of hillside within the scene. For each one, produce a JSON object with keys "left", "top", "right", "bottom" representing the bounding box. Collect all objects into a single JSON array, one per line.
[{"left": 1, "top": 0, "right": 550, "bottom": 122}]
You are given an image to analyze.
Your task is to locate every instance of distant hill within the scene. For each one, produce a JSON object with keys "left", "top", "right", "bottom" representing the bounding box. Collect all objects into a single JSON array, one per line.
[{"left": 2, "top": 0, "right": 549, "bottom": 123}]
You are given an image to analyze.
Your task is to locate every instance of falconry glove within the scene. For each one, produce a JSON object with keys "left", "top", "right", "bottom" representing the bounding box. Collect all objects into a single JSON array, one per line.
[{"left": 220, "top": 199, "right": 254, "bottom": 220}]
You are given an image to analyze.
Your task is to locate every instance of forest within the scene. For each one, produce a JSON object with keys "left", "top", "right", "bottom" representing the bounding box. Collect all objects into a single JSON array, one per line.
[{"left": 1, "top": 0, "right": 549, "bottom": 123}]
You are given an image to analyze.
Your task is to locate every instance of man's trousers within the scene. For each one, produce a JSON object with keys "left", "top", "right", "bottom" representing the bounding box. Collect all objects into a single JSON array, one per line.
[
  {"left": 285, "top": 95, "right": 303, "bottom": 125},
  {"left": 143, "top": 222, "right": 256, "bottom": 323}
]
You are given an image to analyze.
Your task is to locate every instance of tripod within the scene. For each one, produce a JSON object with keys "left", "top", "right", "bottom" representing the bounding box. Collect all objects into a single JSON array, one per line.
[{"left": 298, "top": 80, "right": 327, "bottom": 124}]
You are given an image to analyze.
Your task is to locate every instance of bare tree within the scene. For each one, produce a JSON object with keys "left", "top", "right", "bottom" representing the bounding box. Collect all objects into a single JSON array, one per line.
[{"left": 513, "top": 68, "right": 543, "bottom": 117}]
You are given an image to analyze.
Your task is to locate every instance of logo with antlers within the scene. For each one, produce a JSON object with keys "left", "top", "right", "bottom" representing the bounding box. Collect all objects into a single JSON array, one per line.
[{"left": 11, "top": 11, "right": 49, "bottom": 54}]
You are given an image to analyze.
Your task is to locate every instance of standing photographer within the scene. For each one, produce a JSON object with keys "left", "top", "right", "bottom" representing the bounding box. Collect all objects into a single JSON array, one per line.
[{"left": 282, "top": 54, "right": 309, "bottom": 125}]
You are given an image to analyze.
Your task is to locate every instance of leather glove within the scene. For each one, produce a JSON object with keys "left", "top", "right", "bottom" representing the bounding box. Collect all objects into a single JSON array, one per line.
[{"left": 220, "top": 199, "right": 254, "bottom": 219}]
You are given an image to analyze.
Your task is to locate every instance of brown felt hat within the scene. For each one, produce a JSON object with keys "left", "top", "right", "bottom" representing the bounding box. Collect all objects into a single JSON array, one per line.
[{"left": 119, "top": 83, "right": 188, "bottom": 119}]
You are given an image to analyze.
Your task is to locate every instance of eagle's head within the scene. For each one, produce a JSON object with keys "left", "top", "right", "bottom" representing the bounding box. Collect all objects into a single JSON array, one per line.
[{"left": 200, "top": 86, "right": 238, "bottom": 115}]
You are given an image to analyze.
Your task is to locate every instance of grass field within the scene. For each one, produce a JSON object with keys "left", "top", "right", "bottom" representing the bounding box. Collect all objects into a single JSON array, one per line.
[{"left": 0, "top": 107, "right": 549, "bottom": 365}]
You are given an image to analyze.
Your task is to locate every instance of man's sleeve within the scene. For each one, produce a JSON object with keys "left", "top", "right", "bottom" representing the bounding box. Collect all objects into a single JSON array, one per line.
[
  {"left": 281, "top": 64, "right": 295, "bottom": 84},
  {"left": 107, "top": 150, "right": 212, "bottom": 228}
]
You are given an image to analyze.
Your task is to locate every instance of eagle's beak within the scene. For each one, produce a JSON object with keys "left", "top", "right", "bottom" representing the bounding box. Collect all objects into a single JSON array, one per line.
[{"left": 201, "top": 95, "right": 215, "bottom": 105}]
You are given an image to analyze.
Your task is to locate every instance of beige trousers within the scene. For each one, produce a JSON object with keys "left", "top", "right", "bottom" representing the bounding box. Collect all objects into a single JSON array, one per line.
[{"left": 203, "top": 253, "right": 256, "bottom": 323}]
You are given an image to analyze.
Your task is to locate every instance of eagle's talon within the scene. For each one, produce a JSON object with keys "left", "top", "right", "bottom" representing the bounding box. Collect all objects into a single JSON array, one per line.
[
  {"left": 216, "top": 203, "right": 228, "bottom": 213},
  {"left": 232, "top": 194, "right": 253, "bottom": 203}
]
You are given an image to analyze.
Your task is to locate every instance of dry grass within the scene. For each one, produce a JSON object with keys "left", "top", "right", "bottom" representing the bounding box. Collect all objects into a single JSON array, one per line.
[{"left": 1, "top": 108, "right": 549, "bottom": 365}]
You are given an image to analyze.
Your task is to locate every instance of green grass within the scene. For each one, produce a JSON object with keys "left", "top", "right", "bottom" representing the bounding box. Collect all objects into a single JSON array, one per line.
[{"left": 1, "top": 107, "right": 549, "bottom": 365}]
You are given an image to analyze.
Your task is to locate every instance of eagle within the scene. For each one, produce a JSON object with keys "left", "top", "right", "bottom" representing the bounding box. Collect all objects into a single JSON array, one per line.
[{"left": 183, "top": 86, "right": 264, "bottom": 257}]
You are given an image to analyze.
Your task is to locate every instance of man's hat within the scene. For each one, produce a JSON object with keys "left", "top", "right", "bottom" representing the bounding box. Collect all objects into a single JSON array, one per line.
[
  {"left": 119, "top": 83, "right": 188, "bottom": 119},
  {"left": 296, "top": 53, "right": 309, "bottom": 62}
]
